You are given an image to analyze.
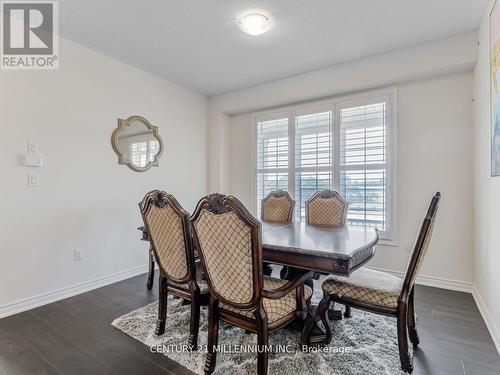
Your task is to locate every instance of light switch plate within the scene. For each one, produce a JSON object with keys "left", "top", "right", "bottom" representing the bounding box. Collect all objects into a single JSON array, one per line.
[
  {"left": 73, "top": 249, "right": 83, "bottom": 261},
  {"left": 28, "top": 173, "right": 39, "bottom": 187},
  {"left": 28, "top": 141, "right": 39, "bottom": 154}
]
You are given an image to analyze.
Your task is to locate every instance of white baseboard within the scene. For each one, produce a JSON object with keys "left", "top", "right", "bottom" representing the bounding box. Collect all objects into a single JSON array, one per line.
[
  {"left": 0, "top": 264, "right": 150, "bottom": 319},
  {"left": 367, "top": 266, "right": 474, "bottom": 293},
  {"left": 472, "top": 286, "right": 500, "bottom": 355},
  {"left": 2, "top": 264, "right": 498, "bottom": 357},
  {"left": 368, "top": 266, "right": 500, "bottom": 355}
]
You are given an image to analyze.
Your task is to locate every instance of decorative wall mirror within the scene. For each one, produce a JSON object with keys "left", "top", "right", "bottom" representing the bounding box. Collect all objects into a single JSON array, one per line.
[{"left": 111, "top": 116, "right": 164, "bottom": 172}]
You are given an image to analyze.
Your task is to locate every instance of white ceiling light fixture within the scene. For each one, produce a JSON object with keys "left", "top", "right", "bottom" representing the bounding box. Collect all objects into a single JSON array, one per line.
[{"left": 238, "top": 13, "right": 272, "bottom": 36}]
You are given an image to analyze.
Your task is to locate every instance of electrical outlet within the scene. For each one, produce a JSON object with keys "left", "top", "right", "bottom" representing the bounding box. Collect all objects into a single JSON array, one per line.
[
  {"left": 401, "top": 241, "right": 411, "bottom": 253},
  {"left": 73, "top": 249, "right": 83, "bottom": 261}
]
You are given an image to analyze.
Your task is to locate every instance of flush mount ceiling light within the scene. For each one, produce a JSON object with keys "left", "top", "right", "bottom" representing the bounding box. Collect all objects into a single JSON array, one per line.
[{"left": 238, "top": 13, "right": 272, "bottom": 36}]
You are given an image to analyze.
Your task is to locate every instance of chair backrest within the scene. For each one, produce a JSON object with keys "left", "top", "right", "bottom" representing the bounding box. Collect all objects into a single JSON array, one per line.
[
  {"left": 261, "top": 190, "right": 295, "bottom": 223},
  {"left": 191, "top": 193, "right": 262, "bottom": 309},
  {"left": 139, "top": 190, "right": 195, "bottom": 284},
  {"left": 400, "top": 192, "right": 441, "bottom": 301},
  {"left": 305, "top": 190, "right": 349, "bottom": 227}
]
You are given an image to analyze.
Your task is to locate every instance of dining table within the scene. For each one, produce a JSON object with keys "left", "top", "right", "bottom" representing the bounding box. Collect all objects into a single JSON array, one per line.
[{"left": 138, "top": 221, "right": 379, "bottom": 344}]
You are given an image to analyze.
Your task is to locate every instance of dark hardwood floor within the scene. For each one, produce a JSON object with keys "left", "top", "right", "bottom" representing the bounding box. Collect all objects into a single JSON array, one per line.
[{"left": 0, "top": 273, "right": 499, "bottom": 375}]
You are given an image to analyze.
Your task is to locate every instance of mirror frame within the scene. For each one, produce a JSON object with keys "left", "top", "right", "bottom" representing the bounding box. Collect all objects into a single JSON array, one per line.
[{"left": 111, "top": 115, "right": 164, "bottom": 172}]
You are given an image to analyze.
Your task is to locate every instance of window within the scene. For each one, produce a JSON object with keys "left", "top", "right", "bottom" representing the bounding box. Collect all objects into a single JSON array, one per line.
[
  {"left": 340, "top": 102, "right": 387, "bottom": 231},
  {"left": 255, "top": 115, "right": 289, "bottom": 219},
  {"left": 254, "top": 89, "right": 397, "bottom": 242},
  {"left": 294, "top": 109, "right": 333, "bottom": 220},
  {"left": 130, "top": 140, "right": 159, "bottom": 167}
]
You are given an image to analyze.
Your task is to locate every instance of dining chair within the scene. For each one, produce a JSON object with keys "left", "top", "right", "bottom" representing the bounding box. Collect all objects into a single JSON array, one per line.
[
  {"left": 190, "top": 193, "right": 317, "bottom": 375},
  {"left": 139, "top": 190, "right": 209, "bottom": 348},
  {"left": 261, "top": 190, "right": 295, "bottom": 277},
  {"left": 305, "top": 190, "right": 348, "bottom": 227},
  {"left": 318, "top": 192, "right": 441, "bottom": 373},
  {"left": 261, "top": 190, "right": 295, "bottom": 223},
  {"left": 303, "top": 189, "right": 349, "bottom": 305}
]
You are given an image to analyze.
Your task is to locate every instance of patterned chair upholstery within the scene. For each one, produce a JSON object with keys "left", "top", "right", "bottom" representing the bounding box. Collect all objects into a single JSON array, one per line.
[
  {"left": 169, "top": 279, "right": 210, "bottom": 294},
  {"left": 305, "top": 190, "right": 348, "bottom": 227},
  {"left": 145, "top": 203, "right": 189, "bottom": 280},
  {"left": 191, "top": 193, "right": 316, "bottom": 375},
  {"left": 261, "top": 190, "right": 295, "bottom": 278},
  {"left": 140, "top": 190, "right": 209, "bottom": 348},
  {"left": 322, "top": 268, "right": 403, "bottom": 309},
  {"left": 261, "top": 190, "right": 295, "bottom": 223},
  {"left": 194, "top": 208, "right": 256, "bottom": 304},
  {"left": 319, "top": 192, "right": 441, "bottom": 374},
  {"left": 221, "top": 276, "right": 313, "bottom": 323}
]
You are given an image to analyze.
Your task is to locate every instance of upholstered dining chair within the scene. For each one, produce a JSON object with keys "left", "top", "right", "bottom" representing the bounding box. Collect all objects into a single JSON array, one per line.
[
  {"left": 305, "top": 190, "right": 349, "bottom": 227},
  {"left": 261, "top": 190, "right": 295, "bottom": 277},
  {"left": 318, "top": 192, "right": 441, "bottom": 373},
  {"left": 190, "top": 194, "right": 317, "bottom": 375},
  {"left": 139, "top": 190, "right": 209, "bottom": 348},
  {"left": 261, "top": 190, "right": 295, "bottom": 223}
]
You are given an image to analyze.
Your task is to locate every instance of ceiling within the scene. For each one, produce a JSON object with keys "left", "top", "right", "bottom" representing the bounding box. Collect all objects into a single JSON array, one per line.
[{"left": 59, "top": 0, "right": 489, "bottom": 96}]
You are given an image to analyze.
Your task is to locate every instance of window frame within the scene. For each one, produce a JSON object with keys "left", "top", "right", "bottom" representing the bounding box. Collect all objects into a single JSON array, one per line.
[
  {"left": 253, "top": 111, "right": 291, "bottom": 219},
  {"left": 252, "top": 87, "right": 399, "bottom": 245},
  {"left": 293, "top": 104, "right": 334, "bottom": 221}
]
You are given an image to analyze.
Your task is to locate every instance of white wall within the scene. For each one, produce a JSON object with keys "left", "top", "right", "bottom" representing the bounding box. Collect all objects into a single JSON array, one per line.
[
  {"left": 0, "top": 37, "right": 208, "bottom": 314},
  {"left": 207, "top": 108, "right": 230, "bottom": 192},
  {"left": 223, "top": 72, "right": 474, "bottom": 285},
  {"left": 473, "top": 0, "right": 500, "bottom": 352},
  {"left": 207, "top": 33, "right": 478, "bottom": 207},
  {"left": 210, "top": 32, "right": 477, "bottom": 116},
  {"left": 0, "top": 22, "right": 484, "bottom": 329},
  {"left": 208, "top": 34, "right": 477, "bottom": 287}
]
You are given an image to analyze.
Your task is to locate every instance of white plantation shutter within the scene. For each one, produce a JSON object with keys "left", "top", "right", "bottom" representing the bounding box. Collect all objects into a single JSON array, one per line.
[
  {"left": 294, "top": 109, "right": 333, "bottom": 220},
  {"left": 130, "top": 140, "right": 159, "bottom": 167},
  {"left": 339, "top": 101, "right": 389, "bottom": 232},
  {"left": 256, "top": 115, "right": 289, "bottom": 219},
  {"left": 254, "top": 89, "right": 396, "bottom": 241},
  {"left": 130, "top": 142, "right": 148, "bottom": 167}
]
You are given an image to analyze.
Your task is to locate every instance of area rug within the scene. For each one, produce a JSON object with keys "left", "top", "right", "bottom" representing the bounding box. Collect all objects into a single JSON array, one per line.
[{"left": 112, "top": 296, "right": 409, "bottom": 375}]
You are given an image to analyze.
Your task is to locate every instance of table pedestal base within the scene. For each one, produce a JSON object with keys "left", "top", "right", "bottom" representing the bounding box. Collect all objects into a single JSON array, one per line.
[
  {"left": 280, "top": 266, "right": 347, "bottom": 346},
  {"left": 306, "top": 305, "right": 328, "bottom": 345},
  {"left": 304, "top": 306, "right": 350, "bottom": 345}
]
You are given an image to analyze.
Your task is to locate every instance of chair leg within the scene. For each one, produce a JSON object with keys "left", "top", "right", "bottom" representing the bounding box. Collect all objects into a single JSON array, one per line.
[
  {"left": 295, "top": 284, "right": 307, "bottom": 321},
  {"left": 327, "top": 298, "right": 343, "bottom": 321},
  {"left": 344, "top": 305, "right": 352, "bottom": 318},
  {"left": 188, "top": 284, "right": 201, "bottom": 350},
  {"left": 147, "top": 246, "right": 155, "bottom": 290},
  {"left": 255, "top": 307, "right": 269, "bottom": 375},
  {"left": 328, "top": 299, "right": 336, "bottom": 320},
  {"left": 155, "top": 275, "right": 167, "bottom": 335},
  {"left": 263, "top": 263, "right": 273, "bottom": 277},
  {"left": 397, "top": 303, "right": 413, "bottom": 373},
  {"left": 300, "top": 298, "right": 314, "bottom": 347},
  {"left": 204, "top": 297, "right": 219, "bottom": 375},
  {"left": 407, "top": 288, "right": 419, "bottom": 348},
  {"left": 279, "top": 266, "right": 289, "bottom": 280},
  {"left": 318, "top": 294, "right": 332, "bottom": 344}
]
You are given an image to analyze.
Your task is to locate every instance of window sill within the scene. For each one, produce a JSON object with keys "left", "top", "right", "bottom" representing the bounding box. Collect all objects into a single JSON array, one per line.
[{"left": 377, "top": 239, "right": 399, "bottom": 247}]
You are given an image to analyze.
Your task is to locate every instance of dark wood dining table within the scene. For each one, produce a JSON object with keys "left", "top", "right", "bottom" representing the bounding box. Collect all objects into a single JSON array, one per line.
[
  {"left": 138, "top": 221, "right": 379, "bottom": 344},
  {"left": 261, "top": 221, "right": 378, "bottom": 276}
]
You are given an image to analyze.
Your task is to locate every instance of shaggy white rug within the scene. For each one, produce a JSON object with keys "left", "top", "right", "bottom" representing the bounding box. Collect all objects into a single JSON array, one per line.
[{"left": 112, "top": 296, "right": 408, "bottom": 375}]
